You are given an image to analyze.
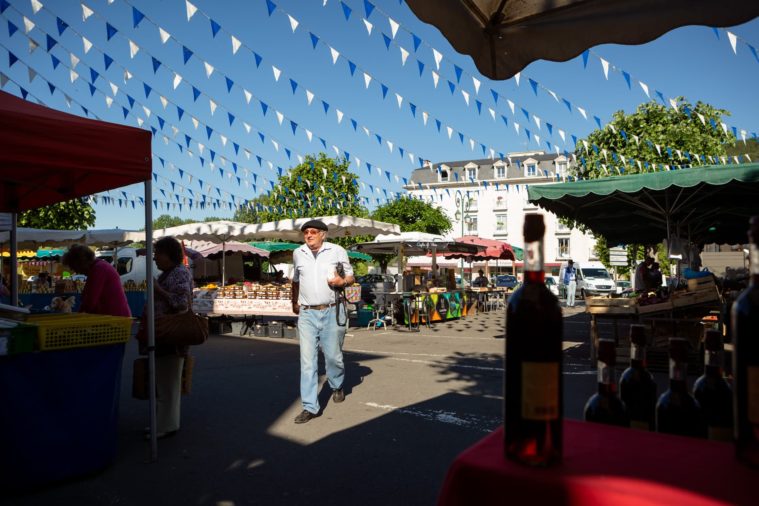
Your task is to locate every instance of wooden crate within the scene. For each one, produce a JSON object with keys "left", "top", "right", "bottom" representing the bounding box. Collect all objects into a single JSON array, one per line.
[
  {"left": 687, "top": 277, "right": 716, "bottom": 292},
  {"left": 672, "top": 287, "right": 720, "bottom": 308},
  {"left": 586, "top": 297, "right": 637, "bottom": 315},
  {"left": 637, "top": 300, "right": 673, "bottom": 314}
]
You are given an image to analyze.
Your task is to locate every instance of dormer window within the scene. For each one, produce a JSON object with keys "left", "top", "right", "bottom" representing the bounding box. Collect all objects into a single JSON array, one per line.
[
  {"left": 554, "top": 156, "right": 568, "bottom": 178},
  {"left": 523, "top": 158, "right": 538, "bottom": 177},
  {"left": 464, "top": 162, "right": 478, "bottom": 181},
  {"left": 439, "top": 169, "right": 449, "bottom": 182},
  {"left": 493, "top": 160, "right": 507, "bottom": 179}
]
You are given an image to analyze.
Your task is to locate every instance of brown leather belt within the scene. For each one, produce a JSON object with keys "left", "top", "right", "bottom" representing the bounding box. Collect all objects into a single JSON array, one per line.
[{"left": 301, "top": 302, "right": 338, "bottom": 310}]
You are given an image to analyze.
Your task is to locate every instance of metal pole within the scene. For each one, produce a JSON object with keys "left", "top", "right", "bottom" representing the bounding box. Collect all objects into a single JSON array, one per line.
[
  {"left": 10, "top": 213, "right": 18, "bottom": 307},
  {"left": 144, "top": 180, "right": 157, "bottom": 462}
]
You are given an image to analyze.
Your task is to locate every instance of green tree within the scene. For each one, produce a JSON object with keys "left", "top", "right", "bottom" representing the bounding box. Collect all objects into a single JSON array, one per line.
[
  {"left": 726, "top": 137, "right": 759, "bottom": 162},
  {"left": 369, "top": 197, "right": 453, "bottom": 272},
  {"left": 151, "top": 215, "right": 224, "bottom": 230},
  {"left": 18, "top": 198, "right": 95, "bottom": 230},
  {"left": 573, "top": 99, "right": 732, "bottom": 272},
  {"left": 370, "top": 197, "right": 452, "bottom": 234},
  {"left": 234, "top": 153, "right": 367, "bottom": 224},
  {"left": 574, "top": 99, "right": 732, "bottom": 179}
]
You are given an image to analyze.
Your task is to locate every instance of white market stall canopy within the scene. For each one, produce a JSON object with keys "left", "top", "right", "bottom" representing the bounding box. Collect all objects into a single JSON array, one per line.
[
  {"left": 0, "top": 228, "right": 143, "bottom": 249},
  {"left": 240, "top": 215, "right": 401, "bottom": 241},
  {"left": 351, "top": 231, "right": 481, "bottom": 256},
  {"left": 144, "top": 215, "right": 401, "bottom": 243}
]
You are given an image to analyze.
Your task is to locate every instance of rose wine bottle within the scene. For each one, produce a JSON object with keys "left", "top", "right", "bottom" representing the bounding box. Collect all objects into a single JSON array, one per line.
[
  {"left": 656, "top": 337, "right": 706, "bottom": 438},
  {"left": 732, "top": 215, "right": 759, "bottom": 466},
  {"left": 693, "top": 329, "right": 733, "bottom": 441},
  {"left": 505, "top": 214, "right": 563, "bottom": 466},
  {"left": 619, "top": 324, "right": 657, "bottom": 430},
  {"left": 584, "top": 338, "right": 629, "bottom": 426}
]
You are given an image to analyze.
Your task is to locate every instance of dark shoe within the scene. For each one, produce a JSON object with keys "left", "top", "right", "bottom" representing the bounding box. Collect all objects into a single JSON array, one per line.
[
  {"left": 332, "top": 388, "right": 345, "bottom": 403},
  {"left": 294, "top": 410, "right": 319, "bottom": 424}
]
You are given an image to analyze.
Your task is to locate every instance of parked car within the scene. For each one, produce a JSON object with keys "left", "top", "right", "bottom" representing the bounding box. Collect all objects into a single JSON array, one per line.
[
  {"left": 357, "top": 273, "right": 396, "bottom": 305},
  {"left": 615, "top": 280, "right": 632, "bottom": 295},
  {"left": 544, "top": 276, "right": 559, "bottom": 296},
  {"left": 495, "top": 275, "right": 519, "bottom": 289}
]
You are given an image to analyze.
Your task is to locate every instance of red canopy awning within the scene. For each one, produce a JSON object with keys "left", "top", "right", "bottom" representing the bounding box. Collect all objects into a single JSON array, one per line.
[
  {"left": 0, "top": 91, "right": 152, "bottom": 212},
  {"left": 444, "top": 236, "right": 516, "bottom": 261}
]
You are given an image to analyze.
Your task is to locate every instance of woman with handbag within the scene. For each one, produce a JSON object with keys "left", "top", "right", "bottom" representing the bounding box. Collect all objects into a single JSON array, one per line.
[{"left": 142, "top": 236, "right": 193, "bottom": 439}]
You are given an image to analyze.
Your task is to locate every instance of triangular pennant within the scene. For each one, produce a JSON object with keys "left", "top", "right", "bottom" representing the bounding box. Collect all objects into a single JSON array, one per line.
[
  {"left": 288, "top": 14, "right": 299, "bottom": 32},
  {"left": 389, "top": 18, "right": 399, "bottom": 38},
  {"left": 56, "top": 17, "right": 69, "bottom": 36},
  {"left": 132, "top": 7, "right": 145, "bottom": 28},
  {"left": 159, "top": 27, "right": 170, "bottom": 43},
  {"left": 106, "top": 23, "right": 118, "bottom": 41},
  {"left": 340, "top": 1, "right": 352, "bottom": 20},
  {"left": 82, "top": 3, "right": 94, "bottom": 21},
  {"left": 210, "top": 19, "right": 221, "bottom": 37},
  {"left": 231, "top": 35, "right": 241, "bottom": 54}
]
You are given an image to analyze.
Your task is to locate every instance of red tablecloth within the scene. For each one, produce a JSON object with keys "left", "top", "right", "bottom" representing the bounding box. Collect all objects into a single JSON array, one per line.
[{"left": 438, "top": 420, "right": 754, "bottom": 506}]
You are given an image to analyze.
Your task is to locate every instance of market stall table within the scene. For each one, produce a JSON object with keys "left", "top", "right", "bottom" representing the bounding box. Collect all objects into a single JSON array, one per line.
[{"left": 437, "top": 421, "right": 753, "bottom": 506}]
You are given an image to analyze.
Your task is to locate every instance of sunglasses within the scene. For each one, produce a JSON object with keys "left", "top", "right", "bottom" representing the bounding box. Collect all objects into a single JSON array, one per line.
[{"left": 303, "top": 229, "right": 323, "bottom": 236}]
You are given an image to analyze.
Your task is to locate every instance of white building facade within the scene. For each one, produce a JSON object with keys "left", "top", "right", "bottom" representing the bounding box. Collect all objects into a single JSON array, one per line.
[{"left": 405, "top": 152, "right": 599, "bottom": 278}]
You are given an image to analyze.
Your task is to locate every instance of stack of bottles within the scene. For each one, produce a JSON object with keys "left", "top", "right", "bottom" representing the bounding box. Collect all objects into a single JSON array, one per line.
[{"left": 504, "top": 214, "right": 759, "bottom": 468}]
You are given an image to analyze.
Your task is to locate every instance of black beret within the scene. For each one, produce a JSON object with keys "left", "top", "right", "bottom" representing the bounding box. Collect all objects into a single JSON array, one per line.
[{"left": 300, "top": 219, "right": 328, "bottom": 232}]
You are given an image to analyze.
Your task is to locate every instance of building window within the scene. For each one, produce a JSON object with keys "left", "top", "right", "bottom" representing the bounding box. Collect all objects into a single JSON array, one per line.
[
  {"left": 556, "top": 161, "right": 567, "bottom": 177},
  {"left": 526, "top": 164, "right": 537, "bottom": 177},
  {"left": 466, "top": 167, "right": 477, "bottom": 180},
  {"left": 495, "top": 165, "right": 506, "bottom": 179},
  {"left": 468, "top": 193, "right": 478, "bottom": 211},
  {"left": 439, "top": 169, "right": 449, "bottom": 182},
  {"left": 495, "top": 193, "right": 507, "bottom": 209},
  {"left": 558, "top": 238, "right": 570, "bottom": 258},
  {"left": 465, "top": 215, "right": 478, "bottom": 234},
  {"left": 496, "top": 214, "right": 508, "bottom": 233}
]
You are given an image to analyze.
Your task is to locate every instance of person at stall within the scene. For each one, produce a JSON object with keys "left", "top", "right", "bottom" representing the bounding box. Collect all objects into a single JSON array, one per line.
[
  {"left": 648, "top": 262, "right": 664, "bottom": 290},
  {"left": 35, "top": 272, "right": 52, "bottom": 290},
  {"left": 563, "top": 259, "right": 577, "bottom": 307},
  {"left": 290, "top": 219, "right": 354, "bottom": 424},
  {"left": 62, "top": 244, "right": 130, "bottom": 317},
  {"left": 143, "top": 236, "right": 193, "bottom": 439},
  {"left": 473, "top": 270, "right": 489, "bottom": 287},
  {"left": 633, "top": 256, "right": 655, "bottom": 292}
]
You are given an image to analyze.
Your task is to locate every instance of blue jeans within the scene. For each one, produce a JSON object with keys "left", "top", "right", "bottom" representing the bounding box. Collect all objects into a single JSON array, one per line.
[{"left": 298, "top": 305, "right": 347, "bottom": 414}]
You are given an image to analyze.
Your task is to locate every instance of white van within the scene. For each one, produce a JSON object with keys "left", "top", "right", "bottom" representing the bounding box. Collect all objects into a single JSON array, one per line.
[
  {"left": 96, "top": 247, "right": 161, "bottom": 285},
  {"left": 559, "top": 261, "right": 616, "bottom": 299}
]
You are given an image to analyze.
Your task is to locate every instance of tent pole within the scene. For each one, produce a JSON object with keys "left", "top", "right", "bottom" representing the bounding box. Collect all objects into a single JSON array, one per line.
[
  {"left": 10, "top": 214, "right": 18, "bottom": 306},
  {"left": 222, "top": 240, "right": 226, "bottom": 287},
  {"left": 144, "top": 180, "right": 158, "bottom": 462},
  {"left": 397, "top": 244, "right": 404, "bottom": 292}
]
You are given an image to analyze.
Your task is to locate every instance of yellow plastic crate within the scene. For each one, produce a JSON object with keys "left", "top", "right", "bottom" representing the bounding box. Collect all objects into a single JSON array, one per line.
[{"left": 26, "top": 314, "right": 133, "bottom": 351}]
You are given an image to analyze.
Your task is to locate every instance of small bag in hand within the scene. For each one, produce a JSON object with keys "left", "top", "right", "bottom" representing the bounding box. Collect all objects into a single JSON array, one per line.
[{"left": 136, "top": 294, "right": 209, "bottom": 347}]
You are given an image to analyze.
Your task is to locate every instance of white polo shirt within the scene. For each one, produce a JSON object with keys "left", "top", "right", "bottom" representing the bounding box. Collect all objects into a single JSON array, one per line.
[{"left": 292, "top": 241, "right": 353, "bottom": 306}]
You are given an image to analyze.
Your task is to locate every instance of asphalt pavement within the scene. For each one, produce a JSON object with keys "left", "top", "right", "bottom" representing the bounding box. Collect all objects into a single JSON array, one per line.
[{"left": 7, "top": 300, "right": 668, "bottom": 506}]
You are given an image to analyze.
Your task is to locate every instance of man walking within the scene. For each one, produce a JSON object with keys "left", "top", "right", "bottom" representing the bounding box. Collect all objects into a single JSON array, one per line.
[
  {"left": 291, "top": 219, "right": 355, "bottom": 424},
  {"left": 563, "top": 259, "right": 577, "bottom": 307}
]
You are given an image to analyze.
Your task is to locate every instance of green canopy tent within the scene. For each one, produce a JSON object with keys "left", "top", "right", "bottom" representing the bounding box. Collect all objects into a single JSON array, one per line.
[{"left": 527, "top": 164, "right": 759, "bottom": 246}]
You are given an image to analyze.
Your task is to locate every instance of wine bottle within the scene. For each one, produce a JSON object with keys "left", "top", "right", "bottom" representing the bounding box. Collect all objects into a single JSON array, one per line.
[
  {"left": 505, "top": 214, "right": 563, "bottom": 466},
  {"left": 620, "top": 324, "right": 657, "bottom": 430},
  {"left": 732, "top": 215, "right": 759, "bottom": 466},
  {"left": 656, "top": 337, "right": 706, "bottom": 438},
  {"left": 693, "top": 329, "right": 733, "bottom": 441},
  {"left": 584, "top": 338, "right": 629, "bottom": 426}
]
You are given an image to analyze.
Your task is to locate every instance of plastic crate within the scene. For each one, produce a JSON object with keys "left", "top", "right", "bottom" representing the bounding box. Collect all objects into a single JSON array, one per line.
[
  {"left": 268, "top": 322, "right": 283, "bottom": 338},
  {"left": 0, "top": 320, "right": 37, "bottom": 355},
  {"left": 26, "top": 314, "right": 132, "bottom": 351}
]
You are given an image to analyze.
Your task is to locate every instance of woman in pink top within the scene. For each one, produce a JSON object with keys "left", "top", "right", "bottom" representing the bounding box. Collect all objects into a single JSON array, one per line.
[{"left": 62, "top": 244, "right": 131, "bottom": 317}]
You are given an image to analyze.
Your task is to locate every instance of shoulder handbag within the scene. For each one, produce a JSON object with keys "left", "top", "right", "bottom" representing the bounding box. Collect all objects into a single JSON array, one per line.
[{"left": 136, "top": 293, "right": 209, "bottom": 346}]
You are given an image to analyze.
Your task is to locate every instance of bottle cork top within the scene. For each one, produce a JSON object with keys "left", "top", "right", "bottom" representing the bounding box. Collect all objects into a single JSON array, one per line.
[
  {"left": 597, "top": 338, "right": 616, "bottom": 366},
  {"left": 703, "top": 329, "right": 723, "bottom": 351},
  {"left": 629, "top": 324, "right": 647, "bottom": 346},
  {"left": 523, "top": 214, "right": 545, "bottom": 242}
]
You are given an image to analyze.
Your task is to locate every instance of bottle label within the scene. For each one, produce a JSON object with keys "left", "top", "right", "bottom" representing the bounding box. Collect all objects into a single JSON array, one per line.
[
  {"left": 524, "top": 241, "right": 544, "bottom": 273},
  {"left": 750, "top": 245, "right": 759, "bottom": 276},
  {"left": 597, "top": 363, "right": 614, "bottom": 384},
  {"left": 749, "top": 366, "right": 759, "bottom": 424},
  {"left": 630, "top": 420, "right": 650, "bottom": 431},
  {"left": 704, "top": 350, "right": 722, "bottom": 368},
  {"left": 669, "top": 359, "right": 687, "bottom": 382},
  {"left": 521, "top": 361, "right": 560, "bottom": 421},
  {"left": 630, "top": 344, "right": 645, "bottom": 361},
  {"left": 707, "top": 426, "right": 732, "bottom": 442}
]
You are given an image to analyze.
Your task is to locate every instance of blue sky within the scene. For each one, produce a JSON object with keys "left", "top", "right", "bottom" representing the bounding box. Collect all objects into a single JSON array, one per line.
[{"left": 1, "top": 0, "right": 758, "bottom": 230}]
